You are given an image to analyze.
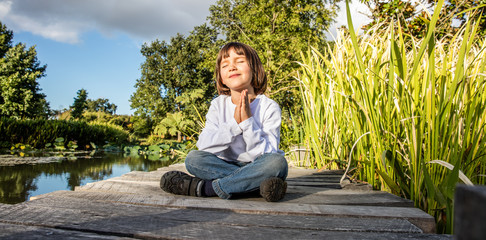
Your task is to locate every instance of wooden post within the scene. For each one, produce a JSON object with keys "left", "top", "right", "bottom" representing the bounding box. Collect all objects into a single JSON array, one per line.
[{"left": 454, "top": 184, "right": 486, "bottom": 240}]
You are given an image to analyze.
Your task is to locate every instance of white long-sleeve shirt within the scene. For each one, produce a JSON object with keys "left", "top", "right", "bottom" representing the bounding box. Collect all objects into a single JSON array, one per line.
[{"left": 196, "top": 94, "right": 285, "bottom": 163}]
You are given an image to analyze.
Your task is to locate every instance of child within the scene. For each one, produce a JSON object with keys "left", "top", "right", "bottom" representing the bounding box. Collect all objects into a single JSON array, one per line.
[{"left": 160, "top": 42, "right": 288, "bottom": 202}]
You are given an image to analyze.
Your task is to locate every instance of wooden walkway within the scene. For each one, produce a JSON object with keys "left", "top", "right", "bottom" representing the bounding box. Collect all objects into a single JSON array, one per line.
[{"left": 0, "top": 164, "right": 451, "bottom": 239}]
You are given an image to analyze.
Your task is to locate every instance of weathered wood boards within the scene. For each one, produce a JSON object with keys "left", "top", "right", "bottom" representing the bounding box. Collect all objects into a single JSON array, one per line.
[{"left": 0, "top": 163, "right": 451, "bottom": 239}]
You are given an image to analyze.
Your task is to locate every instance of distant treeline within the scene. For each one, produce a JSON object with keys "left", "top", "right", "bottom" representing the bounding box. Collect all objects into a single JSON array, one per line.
[{"left": 0, "top": 117, "right": 130, "bottom": 149}]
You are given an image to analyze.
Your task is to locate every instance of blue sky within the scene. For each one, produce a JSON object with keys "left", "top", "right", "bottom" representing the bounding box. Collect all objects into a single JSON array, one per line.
[
  {"left": 0, "top": 0, "right": 369, "bottom": 115},
  {"left": 14, "top": 31, "right": 144, "bottom": 114}
]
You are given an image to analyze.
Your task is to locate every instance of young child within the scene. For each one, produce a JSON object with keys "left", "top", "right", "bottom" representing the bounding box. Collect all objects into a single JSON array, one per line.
[{"left": 160, "top": 42, "right": 288, "bottom": 202}]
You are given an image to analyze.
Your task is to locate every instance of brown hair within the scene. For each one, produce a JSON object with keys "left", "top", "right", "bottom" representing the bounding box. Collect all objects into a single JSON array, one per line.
[{"left": 215, "top": 42, "right": 267, "bottom": 95}]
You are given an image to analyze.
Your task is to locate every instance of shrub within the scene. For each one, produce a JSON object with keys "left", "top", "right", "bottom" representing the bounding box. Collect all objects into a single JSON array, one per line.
[{"left": 0, "top": 117, "right": 130, "bottom": 149}]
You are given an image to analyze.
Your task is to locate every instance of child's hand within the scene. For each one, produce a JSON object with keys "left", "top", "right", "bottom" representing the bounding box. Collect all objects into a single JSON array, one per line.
[
  {"left": 240, "top": 89, "right": 252, "bottom": 122},
  {"left": 234, "top": 90, "right": 252, "bottom": 124}
]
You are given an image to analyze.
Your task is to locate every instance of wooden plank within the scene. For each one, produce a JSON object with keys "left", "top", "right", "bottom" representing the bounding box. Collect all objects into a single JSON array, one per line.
[
  {"left": 1, "top": 196, "right": 422, "bottom": 233},
  {"left": 287, "top": 181, "right": 342, "bottom": 188},
  {"left": 0, "top": 223, "right": 133, "bottom": 240},
  {"left": 287, "top": 176, "right": 344, "bottom": 182},
  {"left": 0, "top": 194, "right": 448, "bottom": 239},
  {"left": 29, "top": 190, "right": 435, "bottom": 233},
  {"left": 283, "top": 189, "right": 414, "bottom": 207},
  {"left": 74, "top": 179, "right": 412, "bottom": 207},
  {"left": 74, "top": 168, "right": 412, "bottom": 207},
  {"left": 0, "top": 218, "right": 450, "bottom": 240}
]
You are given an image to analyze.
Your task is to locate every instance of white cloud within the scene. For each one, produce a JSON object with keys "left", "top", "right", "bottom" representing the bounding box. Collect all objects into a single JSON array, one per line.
[
  {"left": 0, "top": 1, "right": 11, "bottom": 18},
  {"left": 0, "top": 0, "right": 217, "bottom": 44},
  {"left": 0, "top": 0, "right": 373, "bottom": 44},
  {"left": 7, "top": 12, "right": 86, "bottom": 44}
]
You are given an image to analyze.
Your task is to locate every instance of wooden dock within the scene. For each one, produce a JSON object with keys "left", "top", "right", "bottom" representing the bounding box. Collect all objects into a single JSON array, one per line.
[{"left": 0, "top": 163, "right": 451, "bottom": 239}]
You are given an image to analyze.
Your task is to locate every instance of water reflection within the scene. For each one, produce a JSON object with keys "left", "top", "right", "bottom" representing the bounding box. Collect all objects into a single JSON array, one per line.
[{"left": 0, "top": 152, "right": 175, "bottom": 204}]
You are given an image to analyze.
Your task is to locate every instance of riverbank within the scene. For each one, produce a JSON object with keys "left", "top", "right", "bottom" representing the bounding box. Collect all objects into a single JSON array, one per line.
[{"left": 0, "top": 152, "right": 96, "bottom": 167}]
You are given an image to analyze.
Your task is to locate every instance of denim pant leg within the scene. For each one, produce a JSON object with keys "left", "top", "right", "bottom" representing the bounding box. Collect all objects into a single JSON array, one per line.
[
  {"left": 185, "top": 150, "right": 241, "bottom": 180},
  {"left": 185, "top": 150, "right": 288, "bottom": 199},
  {"left": 215, "top": 153, "right": 288, "bottom": 199}
]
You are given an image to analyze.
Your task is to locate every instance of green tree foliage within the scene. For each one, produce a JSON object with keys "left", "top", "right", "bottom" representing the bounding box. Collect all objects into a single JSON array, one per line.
[
  {"left": 361, "top": 0, "right": 486, "bottom": 38},
  {"left": 446, "top": 0, "right": 486, "bottom": 37},
  {"left": 86, "top": 98, "right": 117, "bottom": 114},
  {"left": 70, "top": 89, "right": 88, "bottom": 119},
  {"left": 131, "top": 1, "right": 341, "bottom": 138},
  {"left": 0, "top": 22, "right": 49, "bottom": 119},
  {"left": 130, "top": 24, "right": 219, "bottom": 136},
  {"left": 131, "top": 115, "right": 154, "bottom": 138},
  {"left": 82, "top": 112, "right": 134, "bottom": 133},
  {"left": 0, "top": 22, "right": 13, "bottom": 57},
  {"left": 67, "top": 92, "right": 118, "bottom": 120},
  {"left": 153, "top": 88, "right": 206, "bottom": 140},
  {"left": 154, "top": 111, "right": 194, "bottom": 141},
  {"left": 208, "top": 0, "right": 339, "bottom": 112}
]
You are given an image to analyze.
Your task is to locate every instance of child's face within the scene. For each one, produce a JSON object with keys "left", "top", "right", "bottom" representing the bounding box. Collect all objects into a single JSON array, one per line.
[{"left": 220, "top": 48, "right": 254, "bottom": 93}]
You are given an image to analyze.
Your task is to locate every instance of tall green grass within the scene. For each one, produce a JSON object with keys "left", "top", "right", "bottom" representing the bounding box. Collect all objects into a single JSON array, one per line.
[{"left": 297, "top": 0, "right": 486, "bottom": 233}]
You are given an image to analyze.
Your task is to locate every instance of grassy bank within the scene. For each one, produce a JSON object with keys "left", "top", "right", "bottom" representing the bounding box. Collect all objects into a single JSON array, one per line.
[{"left": 0, "top": 117, "right": 131, "bottom": 149}]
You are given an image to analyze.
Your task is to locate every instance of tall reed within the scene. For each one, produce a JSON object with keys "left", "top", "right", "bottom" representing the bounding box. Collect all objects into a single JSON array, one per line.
[{"left": 297, "top": 0, "right": 486, "bottom": 233}]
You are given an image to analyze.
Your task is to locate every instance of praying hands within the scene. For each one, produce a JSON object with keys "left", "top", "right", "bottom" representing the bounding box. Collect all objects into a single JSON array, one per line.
[{"left": 234, "top": 89, "right": 252, "bottom": 124}]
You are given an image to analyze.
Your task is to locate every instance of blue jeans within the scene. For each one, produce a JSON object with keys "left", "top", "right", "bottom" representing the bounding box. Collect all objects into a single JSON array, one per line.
[{"left": 185, "top": 150, "right": 288, "bottom": 199}]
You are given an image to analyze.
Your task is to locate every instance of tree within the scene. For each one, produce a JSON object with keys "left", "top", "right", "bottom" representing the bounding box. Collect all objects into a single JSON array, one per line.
[
  {"left": 0, "top": 22, "right": 49, "bottom": 119},
  {"left": 0, "top": 22, "right": 14, "bottom": 58},
  {"left": 71, "top": 89, "right": 88, "bottom": 119},
  {"left": 131, "top": 115, "right": 154, "bottom": 138},
  {"left": 130, "top": 24, "right": 219, "bottom": 135},
  {"left": 445, "top": 0, "right": 486, "bottom": 37},
  {"left": 131, "top": 1, "right": 342, "bottom": 137},
  {"left": 86, "top": 98, "right": 117, "bottom": 114},
  {"left": 208, "top": 0, "right": 340, "bottom": 112},
  {"left": 361, "top": 0, "right": 486, "bottom": 39}
]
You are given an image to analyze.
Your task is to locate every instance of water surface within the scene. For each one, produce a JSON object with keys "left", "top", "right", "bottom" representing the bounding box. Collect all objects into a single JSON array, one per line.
[{"left": 0, "top": 152, "right": 174, "bottom": 204}]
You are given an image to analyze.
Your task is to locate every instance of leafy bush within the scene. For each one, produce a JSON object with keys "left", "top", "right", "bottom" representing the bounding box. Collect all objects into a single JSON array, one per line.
[
  {"left": 124, "top": 140, "right": 196, "bottom": 162},
  {"left": 0, "top": 117, "right": 130, "bottom": 149}
]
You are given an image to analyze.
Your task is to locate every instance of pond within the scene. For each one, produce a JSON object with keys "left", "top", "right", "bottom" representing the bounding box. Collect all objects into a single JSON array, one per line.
[{"left": 0, "top": 151, "right": 177, "bottom": 204}]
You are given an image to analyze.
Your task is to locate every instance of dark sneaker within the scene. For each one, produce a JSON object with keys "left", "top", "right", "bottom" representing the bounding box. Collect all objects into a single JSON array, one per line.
[
  {"left": 160, "top": 171, "right": 203, "bottom": 197},
  {"left": 260, "top": 177, "right": 287, "bottom": 202}
]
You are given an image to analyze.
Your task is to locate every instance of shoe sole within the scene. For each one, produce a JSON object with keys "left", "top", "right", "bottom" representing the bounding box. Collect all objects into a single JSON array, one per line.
[
  {"left": 260, "top": 177, "right": 287, "bottom": 202},
  {"left": 160, "top": 171, "right": 201, "bottom": 196},
  {"left": 160, "top": 171, "right": 185, "bottom": 194}
]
